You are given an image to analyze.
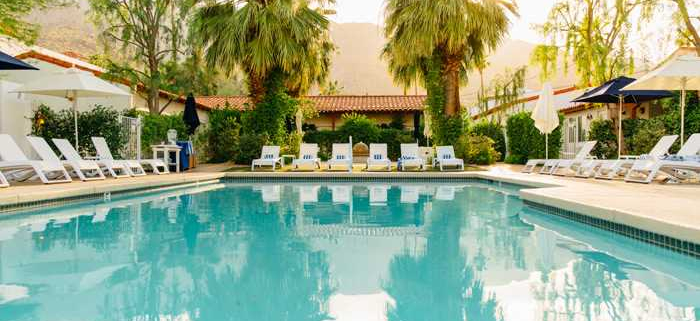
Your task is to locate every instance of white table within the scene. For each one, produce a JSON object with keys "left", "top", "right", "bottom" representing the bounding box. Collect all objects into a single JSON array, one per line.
[{"left": 152, "top": 144, "right": 182, "bottom": 173}]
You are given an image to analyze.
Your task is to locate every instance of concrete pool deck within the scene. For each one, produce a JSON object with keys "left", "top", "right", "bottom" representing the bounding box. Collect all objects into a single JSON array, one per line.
[{"left": 0, "top": 164, "right": 698, "bottom": 245}]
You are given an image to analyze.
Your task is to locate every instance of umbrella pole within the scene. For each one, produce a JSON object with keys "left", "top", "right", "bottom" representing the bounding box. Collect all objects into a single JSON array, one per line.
[
  {"left": 73, "top": 90, "right": 79, "bottom": 149},
  {"left": 545, "top": 133, "right": 548, "bottom": 160},
  {"left": 681, "top": 82, "right": 686, "bottom": 147},
  {"left": 618, "top": 95, "right": 623, "bottom": 159}
]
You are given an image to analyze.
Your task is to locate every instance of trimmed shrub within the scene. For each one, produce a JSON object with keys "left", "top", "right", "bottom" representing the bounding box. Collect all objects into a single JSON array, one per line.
[
  {"left": 31, "top": 104, "right": 125, "bottom": 157},
  {"left": 337, "top": 113, "right": 381, "bottom": 144},
  {"left": 378, "top": 128, "right": 415, "bottom": 159},
  {"left": 628, "top": 118, "right": 667, "bottom": 155},
  {"left": 470, "top": 121, "right": 506, "bottom": 161},
  {"left": 206, "top": 107, "right": 242, "bottom": 163},
  {"left": 588, "top": 119, "right": 617, "bottom": 159},
  {"left": 235, "top": 134, "right": 267, "bottom": 164},
  {"left": 303, "top": 130, "right": 342, "bottom": 160},
  {"left": 505, "top": 111, "right": 563, "bottom": 164},
  {"left": 455, "top": 134, "right": 500, "bottom": 165}
]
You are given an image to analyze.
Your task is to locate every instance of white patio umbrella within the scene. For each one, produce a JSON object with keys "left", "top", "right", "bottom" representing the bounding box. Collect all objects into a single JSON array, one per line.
[
  {"left": 531, "top": 82, "right": 560, "bottom": 159},
  {"left": 623, "top": 55, "right": 700, "bottom": 146},
  {"left": 13, "top": 68, "right": 130, "bottom": 148}
]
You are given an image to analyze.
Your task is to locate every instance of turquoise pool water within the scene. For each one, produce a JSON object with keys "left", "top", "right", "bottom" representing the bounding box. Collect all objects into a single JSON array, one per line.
[{"left": 0, "top": 181, "right": 698, "bottom": 321}]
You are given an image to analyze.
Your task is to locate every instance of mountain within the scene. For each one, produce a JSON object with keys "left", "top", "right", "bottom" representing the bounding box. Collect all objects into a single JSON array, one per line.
[{"left": 29, "top": 4, "right": 577, "bottom": 102}]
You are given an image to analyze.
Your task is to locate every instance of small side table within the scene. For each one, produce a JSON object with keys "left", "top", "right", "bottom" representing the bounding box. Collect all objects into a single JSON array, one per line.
[{"left": 152, "top": 144, "right": 182, "bottom": 173}]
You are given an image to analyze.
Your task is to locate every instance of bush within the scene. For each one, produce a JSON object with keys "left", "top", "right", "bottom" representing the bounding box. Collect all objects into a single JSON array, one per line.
[
  {"left": 303, "top": 130, "right": 342, "bottom": 160},
  {"left": 124, "top": 109, "right": 188, "bottom": 155},
  {"left": 505, "top": 111, "right": 563, "bottom": 164},
  {"left": 282, "top": 132, "right": 303, "bottom": 157},
  {"left": 378, "top": 128, "right": 415, "bottom": 159},
  {"left": 31, "top": 104, "right": 125, "bottom": 157},
  {"left": 241, "top": 71, "right": 297, "bottom": 144},
  {"left": 588, "top": 119, "right": 617, "bottom": 159},
  {"left": 235, "top": 134, "right": 267, "bottom": 164},
  {"left": 337, "top": 113, "right": 381, "bottom": 144},
  {"left": 470, "top": 121, "right": 506, "bottom": 161},
  {"left": 455, "top": 134, "right": 500, "bottom": 165},
  {"left": 206, "top": 107, "right": 242, "bottom": 163},
  {"left": 628, "top": 118, "right": 667, "bottom": 155}
]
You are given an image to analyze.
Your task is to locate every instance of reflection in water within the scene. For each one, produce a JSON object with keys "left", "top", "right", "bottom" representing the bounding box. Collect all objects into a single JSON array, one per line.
[{"left": 0, "top": 183, "right": 697, "bottom": 321}]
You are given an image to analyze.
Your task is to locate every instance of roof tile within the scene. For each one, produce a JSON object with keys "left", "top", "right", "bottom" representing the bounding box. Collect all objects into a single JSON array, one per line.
[{"left": 196, "top": 95, "right": 427, "bottom": 113}]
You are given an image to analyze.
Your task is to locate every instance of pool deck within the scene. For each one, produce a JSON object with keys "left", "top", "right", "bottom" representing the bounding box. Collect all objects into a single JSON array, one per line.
[{"left": 0, "top": 164, "right": 698, "bottom": 245}]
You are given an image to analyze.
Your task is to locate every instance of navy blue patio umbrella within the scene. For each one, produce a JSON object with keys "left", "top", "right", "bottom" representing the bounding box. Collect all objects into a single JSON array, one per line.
[
  {"left": 0, "top": 50, "right": 38, "bottom": 70},
  {"left": 572, "top": 76, "right": 673, "bottom": 158},
  {"left": 183, "top": 93, "right": 200, "bottom": 136}
]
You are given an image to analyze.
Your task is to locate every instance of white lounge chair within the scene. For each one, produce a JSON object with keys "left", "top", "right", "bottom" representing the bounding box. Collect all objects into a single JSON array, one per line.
[
  {"left": 522, "top": 159, "right": 546, "bottom": 173},
  {"left": 398, "top": 143, "right": 425, "bottom": 171},
  {"left": 433, "top": 146, "right": 464, "bottom": 171},
  {"left": 26, "top": 137, "right": 105, "bottom": 182},
  {"left": 595, "top": 135, "right": 678, "bottom": 180},
  {"left": 551, "top": 141, "right": 597, "bottom": 176},
  {"left": 54, "top": 139, "right": 129, "bottom": 179},
  {"left": 625, "top": 133, "right": 700, "bottom": 184},
  {"left": 366, "top": 144, "right": 392, "bottom": 171},
  {"left": 251, "top": 146, "right": 283, "bottom": 171},
  {"left": 0, "top": 134, "right": 72, "bottom": 186},
  {"left": 327, "top": 143, "right": 353, "bottom": 172},
  {"left": 96, "top": 137, "right": 169, "bottom": 175},
  {"left": 92, "top": 137, "right": 154, "bottom": 177},
  {"left": 292, "top": 143, "right": 321, "bottom": 170}
]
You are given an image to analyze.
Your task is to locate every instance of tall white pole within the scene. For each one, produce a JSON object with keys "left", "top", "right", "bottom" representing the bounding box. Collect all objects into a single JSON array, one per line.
[
  {"left": 681, "top": 80, "right": 686, "bottom": 147},
  {"left": 73, "top": 90, "right": 79, "bottom": 149},
  {"left": 545, "top": 134, "right": 548, "bottom": 160}
]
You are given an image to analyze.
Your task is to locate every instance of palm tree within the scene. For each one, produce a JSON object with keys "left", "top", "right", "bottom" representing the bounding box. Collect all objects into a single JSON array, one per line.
[
  {"left": 195, "top": 0, "right": 334, "bottom": 103},
  {"left": 383, "top": 0, "right": 517, "bottom": 144}
]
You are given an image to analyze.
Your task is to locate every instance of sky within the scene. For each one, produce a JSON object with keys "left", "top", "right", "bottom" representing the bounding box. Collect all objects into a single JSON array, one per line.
[{"left": 330, "top": 0, "right": 559, "bottom": 44}]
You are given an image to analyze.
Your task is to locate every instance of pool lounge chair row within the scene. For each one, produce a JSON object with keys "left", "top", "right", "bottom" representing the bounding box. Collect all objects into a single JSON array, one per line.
[
  {"left": 252, "top": 143, "right": 464, "bottom": 172},
  {"left": 522, "top": 134, "right": 700, "bottom": 184},
  {"left": 0, "top": 134, "right": 169, "bottom": 187}
]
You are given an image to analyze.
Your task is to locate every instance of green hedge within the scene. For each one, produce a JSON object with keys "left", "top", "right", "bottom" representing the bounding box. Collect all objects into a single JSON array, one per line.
[
  {"left": 505, "top": 111, "right": 563, "bottom": 164},
  {"left": 31, "top": 104, "right": 125, "bottom": 157},
  {"left": 205, "top": 107, "right": 242, "bottom": 163},
  {"left": 124, "top": 109, "right": 188, "bottom": 156},
  {"left": 588, "top": 119, "right": 617, "bottom": 159},
  {"left": 469, "top": 121, "right": 506, "bottom": 161},
  {"left": 455, "top": 134, "right": 500, "bottom": 165}
]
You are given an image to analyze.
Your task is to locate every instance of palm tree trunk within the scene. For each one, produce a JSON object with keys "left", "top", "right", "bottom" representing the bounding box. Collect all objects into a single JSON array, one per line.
[
  {"left": 443, "top": 60, "right": 461, "bottom": 117},
  {"left": 249, "top": 72, "right": 266, "bottom": 104}
]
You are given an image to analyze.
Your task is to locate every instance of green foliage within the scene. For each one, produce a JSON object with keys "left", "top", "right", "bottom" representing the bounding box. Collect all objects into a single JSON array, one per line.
[
  {"left": 235, "top": 134, "right": 267, "bottom": 164},
  {"left": 628, "top": 118, "right": 667, "bottom": 155},
  {"left": 530, "top": 45, "right": 558, "bottom": 82},
  {"left": 282, "top": 132, "right": 303, "bottom": 158},
  {"left": 658, "top": 91, "right": 700, "bottom": 151},
  {"left": 304, "top": 127, "right": 414, "bottom": 161},
  {"left": 588, "top": 119, "right": 617, "bottom": 159},
  {"left": 205, "top": 107, "right": 242, "bottom": 163},
  {"left": 469, "top": 121, "right": 506, "bottom": 161},
  {"left": 0, "top": 0, "right": 70, "bottom": 43},
  {"left": 337, "top": 113, "right": 381, "bottom": 144},
  {"left": 133, "top": 111, "right": 188, "bottom": 155},
  {"left": 388, "top": 114, "right": 405, "bottom": 130},
  {"left": 505, "top": 111, "right": 563, "bottom": 164},
  {"left": 31, "top": 104, "right": 125, "bottom": 157},
  {"left": 455, "top": 134, "right": 500, "bottom": 165},
  {"left": 378, "top": 129, "right": 415, "bottom": 160},
  {"left": 303, "top": 130, "right": 342, "bottom": 160},
  {"left": 241, "top": 71, "right": 298, "bottom": 144}
]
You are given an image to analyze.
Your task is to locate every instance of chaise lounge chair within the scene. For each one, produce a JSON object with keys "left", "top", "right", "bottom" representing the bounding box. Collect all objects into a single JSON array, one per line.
[
  {"left": 251, "top": 146, "right": 283, "bottom": 171},
  {"left": 292, "top": 143, "right": 321, "bottom": 170},
  {"left": 366, "top": 144, "right": 392, "bottom": 171},
  {"left": 625, "top": 133, "right": 700, "bottom": 184},
  {"left": 27, "top": 136, "right": 105, "bottom": 182},
  {"left": 398, "top": 143, "right": 425, "bottom": 171},
  {"left": 53, "top": 138, "right": 122, "bottom": 179},
  {"left": 594, "top": 135, "right": 678, "bottom": 180},
  {"left": 433, "top": 146, "right": 464, "bottom": 171},
  {"left": 0, "top": 134, "right": 72, "bottom": 186},
  {"left": 327, "top": 143, "right": 353, "bottom": 172},
  {"left": 93, "top": 137, "right": 167, "bottom": 176},
  {"left": 550, "top": 141, "right": 597, "bottom": 176},
  {"left": 522, "top": 159, "right": 547, "bottom": 173}
]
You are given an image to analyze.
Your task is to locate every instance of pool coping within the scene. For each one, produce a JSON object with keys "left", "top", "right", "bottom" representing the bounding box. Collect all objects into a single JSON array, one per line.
[{"left": 0, "top": 170, "right": 698, "bottom": 259}]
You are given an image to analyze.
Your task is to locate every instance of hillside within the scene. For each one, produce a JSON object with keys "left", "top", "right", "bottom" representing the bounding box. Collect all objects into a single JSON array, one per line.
[{"left": 28, "top": 3, "right": 578, "bottom": 102}]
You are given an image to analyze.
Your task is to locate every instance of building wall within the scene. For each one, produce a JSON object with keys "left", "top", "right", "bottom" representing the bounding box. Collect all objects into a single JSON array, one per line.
[{"left": 306, "top": 112, "right": 417, "bottom": 131}]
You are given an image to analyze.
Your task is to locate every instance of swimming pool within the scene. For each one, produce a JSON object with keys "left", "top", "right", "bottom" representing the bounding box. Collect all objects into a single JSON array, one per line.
[{"left": 0, "top": 181, "right": 698, "bottom": 321}]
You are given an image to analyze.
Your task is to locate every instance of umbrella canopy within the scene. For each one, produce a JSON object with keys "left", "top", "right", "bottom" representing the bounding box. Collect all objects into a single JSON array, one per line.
[
  {"left": 572, "top": 76, "right": 672, "bottom": 103},
  {"left": 183, "top": 93, "right": 200, "bottom": 135},
  {"left": 13, "top": 68, "right": 130, "bottom": 148},
  {"left": 531, "top": 83, "right": 559, "bottom": 159},
  {"left": 531, "top": 83, "right": 559, "bottom": 134},
  {"left": 0, "top": 50, "right": 38, "bottom": 70},
  {"left": 622, "top": 55, "right": 700, "bottom": 146},
  {"left": 573, "top": 76, "right": 673, "bottom": 158}
]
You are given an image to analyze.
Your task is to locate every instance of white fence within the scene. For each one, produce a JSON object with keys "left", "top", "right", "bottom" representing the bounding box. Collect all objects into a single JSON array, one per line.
[{"left": 120, "top": 115, "right": 141, "bottom": 160}]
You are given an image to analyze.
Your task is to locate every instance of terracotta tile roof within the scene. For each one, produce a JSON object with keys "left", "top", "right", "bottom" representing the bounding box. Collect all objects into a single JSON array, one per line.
[{"left": 196, "top": 95, "right": 427, "bottom": 113}]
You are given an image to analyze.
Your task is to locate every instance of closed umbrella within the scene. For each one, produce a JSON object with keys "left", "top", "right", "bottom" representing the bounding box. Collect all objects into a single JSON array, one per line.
[
  {"left": 531, "top": 83, "right": 559, "bottom": 159},
  {"left": 623, "top": 55, "right": 700, "bottom": 146},
  {"left": 183, "top": 93, "right": 200, "bottom": 136},
  {"left": 13, "top": 68, "right": 130, "bottom": 148},
  {"left": 423, "top": 110, "right": 432, "bottom": 146},
  {"left": 0, "top": 50, "right": 38, "bottom": 70},
  {"left": 572, "top": 76, "right": 672, "bottom": 158},
  {"left": 295, "top": 109, "right": 304, "bottom": 134}
]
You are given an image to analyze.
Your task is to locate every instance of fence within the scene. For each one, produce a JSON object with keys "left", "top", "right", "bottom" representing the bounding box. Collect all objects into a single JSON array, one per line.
[{"left": 120, "top": 115, "right": 142, "bottom": 160}]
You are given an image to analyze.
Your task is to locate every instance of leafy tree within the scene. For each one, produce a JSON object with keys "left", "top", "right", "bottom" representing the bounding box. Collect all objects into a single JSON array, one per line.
[
  {"left": 588, "top": 119, "right": 618, "bottom": 159},
  {"left": 535, "top": 0, "right": 652, "bottom": 87},
  {"left": 383, "top": 0, "right": 516, "bottom": 145},
  {"left": 529, "top": 45, "right": 558, "bottom": 82},
  {"left": 88, "top": 0, "right": 197, "bottom": 114},
  {"left": 0, "top": 0, "right": 71, "bottom": 44},
  {"left": 195, "top": 0, "right": 335, "bottom": 102}
]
